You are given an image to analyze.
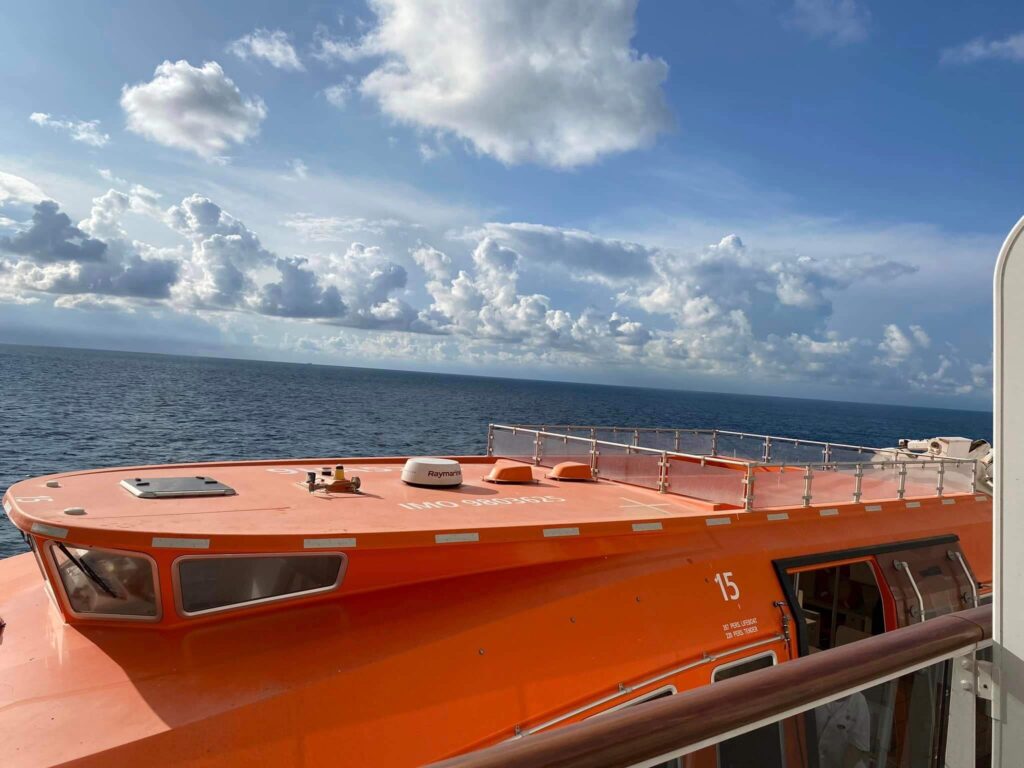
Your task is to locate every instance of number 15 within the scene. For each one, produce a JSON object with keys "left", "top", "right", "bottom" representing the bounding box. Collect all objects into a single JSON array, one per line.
[{"left": 714, "top": 571, "right": 740, "bottom": 601}]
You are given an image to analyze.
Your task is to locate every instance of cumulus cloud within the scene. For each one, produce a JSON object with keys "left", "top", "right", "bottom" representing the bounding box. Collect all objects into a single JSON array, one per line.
[
  {"left": 255, "top": 257, "right": 344, "bottom": 318},
  {"left": 0, "top": 195, "right": 178, "bottom": 300},
  {"left": 941, "top": 32, "right": 1024, "bottom": 65},
  {"left": 413, "top": 236, "right": 651, "bottom": 354},
  {"left": 228, "top": 28, "right": 304, "bottom": 71},
  {"left": 29, "top": 112, "right": 110, "bottom": 147},
  {"left": 788, "top": 0, "right": 870, "bottom": 46},
  {"left": 0, "top": 171, "right": 989, "bottom": 400},
  {"left": 120, "top": 60, "right": 267, "bottom": 159},
  {"left": 167, "top": 193, "right": 274, "bottom": 307},
  {"left": 319, "top": 0, "right": 671, "bottom": 168},
  {"left": 471, "top": 222, "right": 656, "bottom": 282},
  {"left": 1, "top": 201, "right": 107, "bottom": 262},
  {"left": 625, "top": 234, "right": 915, "bottom": 345}
]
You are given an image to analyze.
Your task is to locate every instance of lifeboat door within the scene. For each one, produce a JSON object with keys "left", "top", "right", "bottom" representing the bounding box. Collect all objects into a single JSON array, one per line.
[
  {"left": 774, "top": 535, "right": 981, "bottom": 768},
  {"left": 873, "top": 538, "right": 979, "bottom": 626}
]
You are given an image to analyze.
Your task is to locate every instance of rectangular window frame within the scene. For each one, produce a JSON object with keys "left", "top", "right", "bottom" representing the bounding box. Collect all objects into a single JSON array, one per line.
[
  {"left": 172, "top": 551, "right": 348, "bottom": 618},
  {"left": 711, "top": 651, "right": 785, "bottom": 768},
  {"left": 46, "top": 541, "right": 162, "bottom": 623}
]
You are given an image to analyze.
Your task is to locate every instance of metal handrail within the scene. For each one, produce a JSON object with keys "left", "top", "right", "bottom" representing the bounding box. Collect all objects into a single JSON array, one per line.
[
  {"left": 489, "top": 424, "right": 980, "bottom": 509},
  {"left": 507, "top": 424, "right": 905, "bottom": 457},
  {"left": 427, "top": 605, "right": 992, "bottom": 768},
  {"left": 490, "top": 424, "right": 751, "bottom": 467}
]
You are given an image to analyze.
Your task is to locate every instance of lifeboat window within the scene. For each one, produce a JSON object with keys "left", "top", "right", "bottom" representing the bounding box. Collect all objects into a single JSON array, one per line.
[
  {"left": 589, "top": 686, "right": 679, "bottom": 768},
  {"left": 791, "top": 560, "right": 885, "bottom": 652},
  {"left": 48, "top": 543, "right": 160, "bottom": 620},
  {"left": 175, "top": 553, "right": 346, "bottom": 616},
  {"left": 712, "top": 654, "right": 784, "bottom": 768}
]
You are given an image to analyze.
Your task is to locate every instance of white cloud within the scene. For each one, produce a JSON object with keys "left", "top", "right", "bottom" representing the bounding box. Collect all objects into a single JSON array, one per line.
[
  {"left": 54, "top": 294, "right": 138, "bottom": 312},
  {"left": 255, "top": 257, "right": 344, "bottom": 318},
  {"left": 941, "top": 32, "right": 1024, "bottom": 65},
  {"left": 323, "top": 83, "right": 351, "bottom": 109},
  {"left": 29, "top": 112, "right": 110, "bottom": 147},
  {"left": 288, "top": 159, "right": 309, "bottom": 180},
  {"left": 877, "top": 323, "right": 915, "bottom": 364},
  {"left": 0, "top": 171, "right": 47, "bottom": 205},
  {"left": 788, "top": 0, "right": 870, "bottom": 46},
  {"left": 228, "top": 28, "right": 304, "bottom": 71},
  {"left": 283, "top": 213, "right": 408, "bottom": 241},
  {"left": 120, "top": 60, "right": 267, "bottom": 159},
  {"left": 471, "top": 222, "right": 656, "bottom": 282},
  {"left": 0, "top": 194, "right": 179, "bottom": 301},
  {"left": 167, "top": 193, "right": 273, "bottom": 307},
  {"left": 97, "top": 168, "right": 128, "bottom": 185},
  {"left": 0, "top": 170, "right": 991, "bottom": 401},
  {"left": 323, "top": 0, "right": 671, "bottom": 168}
]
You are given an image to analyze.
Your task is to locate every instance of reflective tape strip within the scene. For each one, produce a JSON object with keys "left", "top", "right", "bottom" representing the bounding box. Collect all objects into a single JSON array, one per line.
[
  {"left": 31, "top": 522, "right": 68, "bottom": 539},
  {"left": 975, "top": 495, "right": 988, "bottom": 502},
  {"left": 906, "top": 501, "right": 921, "bottom": 508},
  {"left": 632, "top": 522, "right": 663, "bottom": 532},
  {"left": 819, "top": 509, "right": 839, "bottom": 517},
  {"left": 706, "top": 517, "right": 731, "bottom": 527},
  {"left": 151, "top": 537, "right": 210, "bottom": 549},
  {"left": 865, "top": 505, "right": 882, "bottom": 512},
  {"left": 942, "top": 498, "right": 956, "bottom": 505},
  {"left": 767, "top": 512, "right": 789, "bottom": 521},
  {"left": 304, "top": 537, "right": 356, "bottom": 549},
  {"left": 435, "top": 532, "right": 479, "bottom": 544},
  {"left": 543, "top": 527, "right": 579, "bottom": 538}
]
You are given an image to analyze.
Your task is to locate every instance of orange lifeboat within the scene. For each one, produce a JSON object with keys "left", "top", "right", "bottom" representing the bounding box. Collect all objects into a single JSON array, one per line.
[{"left": 0, "top": 424, "right": 992, "bottom": 766}]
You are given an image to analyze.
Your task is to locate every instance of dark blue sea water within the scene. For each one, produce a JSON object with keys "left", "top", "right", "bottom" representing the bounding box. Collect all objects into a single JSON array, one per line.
[{"left": 0, "top": 343, "right": 992, "bottom": 558}]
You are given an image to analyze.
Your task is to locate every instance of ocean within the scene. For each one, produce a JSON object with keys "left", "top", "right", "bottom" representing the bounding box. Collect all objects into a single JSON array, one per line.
[{"left": 0, "top": 343, "right": 992, "bottom": 559}]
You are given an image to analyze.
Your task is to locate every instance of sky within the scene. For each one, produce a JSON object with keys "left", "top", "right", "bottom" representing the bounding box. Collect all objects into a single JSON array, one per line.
[{"left": 0, "top": 0, "right": 1019, "bottom": 410}]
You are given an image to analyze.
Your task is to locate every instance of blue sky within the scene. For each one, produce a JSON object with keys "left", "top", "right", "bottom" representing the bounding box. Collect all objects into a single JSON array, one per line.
[{"left": 0, "top": 0, "right": 1018, "bottom": 409}]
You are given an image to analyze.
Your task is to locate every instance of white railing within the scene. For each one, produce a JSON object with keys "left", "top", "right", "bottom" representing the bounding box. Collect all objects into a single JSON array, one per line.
[{"left": 488, "top": 424, "right": 979, "bottom": 510}]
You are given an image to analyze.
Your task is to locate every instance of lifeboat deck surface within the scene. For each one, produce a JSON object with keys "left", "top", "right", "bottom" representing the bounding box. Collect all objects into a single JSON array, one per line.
[{"left": 5, "top": 454, "right": 962, "bottom": 548}]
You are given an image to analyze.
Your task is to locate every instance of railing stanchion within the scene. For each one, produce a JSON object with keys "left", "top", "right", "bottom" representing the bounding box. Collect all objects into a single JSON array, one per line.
[
  {"left": 711, "top": 430, "right": 719, "bottom": 457},
  {"left": 897, "top": 462, "right": 907, "bottom": 500},
  {"left": 659, "top": 452, "right": 668, "bottom": 493},
  {"left": 970, "top": 459, "right": 978, "bottom": 494},
  {"left": 743, "top": 465, "right": 755, "bottom": 511},
  {"left": 486, "top": 424, "right": 494, "bottom": 457},
  {"left": 937, "top": 461, "right": 945, "bottom": 497},
  {"left": 533, "top": 431, "right": 542, "bottom": 467},
  {"left": 853, "top": 463, "right": 863, "bottom": 504},
  {"left": 763, "top": 436, "right": 772, "bottom": 463},
  {"left": 674, "top": 430, "right": 680, "bottom": 453},
  {"left": 590, "top": 439, "right": 598, "bottom": 475},
  {"left": 803, "top": 465, "right": 813, "bottom": 507}
]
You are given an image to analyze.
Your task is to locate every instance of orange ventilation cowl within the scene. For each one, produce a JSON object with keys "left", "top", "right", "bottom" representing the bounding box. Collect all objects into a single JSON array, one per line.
[
  {"left": 546, "top": 462, "right": 594, "bottom": 482},
  {"left": 484, "top": 462, "right": 536, "bottom": 484}
]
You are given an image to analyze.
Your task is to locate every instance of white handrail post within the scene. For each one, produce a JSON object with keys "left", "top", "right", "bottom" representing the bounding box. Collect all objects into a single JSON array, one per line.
[
  {"left": 993, "top": 213, "right": 1024, "bottom": 765},
  {"left": 743, "top": 465, "right": 755, "bottom": 511}
]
